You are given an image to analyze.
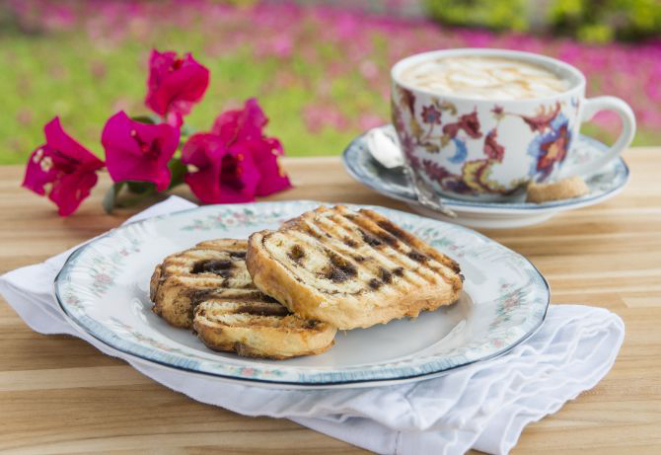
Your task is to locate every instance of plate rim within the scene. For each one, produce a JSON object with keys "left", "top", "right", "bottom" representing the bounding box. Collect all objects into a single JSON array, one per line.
[
  {"left": 54, "top": 201, "right": 551, "bottom": 388},
  {"left": 342, "top": 125, "right": 630, "bottom": 215}
]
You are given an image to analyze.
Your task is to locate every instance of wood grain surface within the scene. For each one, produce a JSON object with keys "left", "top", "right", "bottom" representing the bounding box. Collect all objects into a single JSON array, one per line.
[{"left": 1, "top": 149, "right": 660, "bottom": 454}]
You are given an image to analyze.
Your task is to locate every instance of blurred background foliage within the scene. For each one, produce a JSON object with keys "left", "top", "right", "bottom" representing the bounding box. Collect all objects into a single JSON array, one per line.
[
  {"left": 549, "top": 0, "right": 661, "bottom": 42},
  {"left": 0, "top": 0, "right": 659, "bottom": 165},
  {"left": 426, "top": 0, "right": 529, "bottom": 32},
  {"left": 426, "top": 0, "right": 661, "bottom": 43}
]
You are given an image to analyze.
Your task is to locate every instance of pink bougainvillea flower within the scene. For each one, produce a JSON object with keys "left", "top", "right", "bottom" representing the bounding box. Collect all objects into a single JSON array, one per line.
[
  {"left": 181, "top": 98, "right": 292, "bottom": 204},
  {"left": 182, "top": 133, "right": 261, "bottom": 203},
  {"left": 101, "top": 111, "right": 180, "bottom": 191},
  {"left": 212, "top": 98, "right": 267, "bottom": 143},
  {"left": 211, "top": 98, "right": 293, "bottom": 196},
  {"left": 244, "top": 137, "right": 293, "bottom": 196},
  {"left": 145, "top": 49, "right": 209, "bottom": 121},
  {"left": 181, "top": 134, "right": 224, "bottom": 202},
  {"left": 22, "top": 117, "right": 105, "bottom": 216}
]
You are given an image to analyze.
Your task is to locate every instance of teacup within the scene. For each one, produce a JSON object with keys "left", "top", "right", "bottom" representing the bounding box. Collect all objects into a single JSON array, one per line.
[{"left": 390, "top": 48, "right": 636, "bottom": 201}]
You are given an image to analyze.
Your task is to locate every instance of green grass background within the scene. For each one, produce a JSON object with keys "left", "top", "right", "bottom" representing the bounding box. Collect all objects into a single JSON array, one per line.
[{"left": 1, "top": 7, "right": 654, "bottom": 166}]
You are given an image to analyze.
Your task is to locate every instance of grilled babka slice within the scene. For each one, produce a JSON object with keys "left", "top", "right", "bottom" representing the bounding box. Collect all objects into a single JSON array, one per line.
[
  {"left": 150, "top": 239, "right": 265, "bottom": 329},
  {"left": 194, "top": 299, "right": 336, "bottom": 359},
  {"left": 150, "top": 239, "right": 336, "bottom": 359},
  {"left": 247, "top": 205, "right": 463, "bottom": 330}
]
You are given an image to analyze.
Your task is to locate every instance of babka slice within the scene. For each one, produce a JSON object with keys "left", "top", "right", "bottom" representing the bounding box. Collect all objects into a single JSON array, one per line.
[
  {"left": 150, "top": 239, "right": 266, "bottom": 329},
  {"left": 247, "top": 205, "right": 463, "bottom": 330},
  {"left": 194, "top": 299, "right": 336, "bottom": 359},
  {"left": 150, "top": 239, "right": 335, "bottom": 359}
]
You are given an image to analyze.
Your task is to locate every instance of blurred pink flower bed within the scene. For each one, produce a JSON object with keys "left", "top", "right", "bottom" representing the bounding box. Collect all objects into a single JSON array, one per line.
[{"left": 4, "top": 0, "right": 660, "bottom": 164}]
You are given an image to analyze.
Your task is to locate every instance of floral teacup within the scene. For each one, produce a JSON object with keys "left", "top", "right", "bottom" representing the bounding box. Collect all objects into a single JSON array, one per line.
[{"left": 390, "top": 48, "right": 636, "bottom": 201}]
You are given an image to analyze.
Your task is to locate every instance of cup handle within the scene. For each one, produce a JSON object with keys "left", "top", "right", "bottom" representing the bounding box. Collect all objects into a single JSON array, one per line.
[{"left": 559, "top": 96, "right": 636, "bottom": 179}]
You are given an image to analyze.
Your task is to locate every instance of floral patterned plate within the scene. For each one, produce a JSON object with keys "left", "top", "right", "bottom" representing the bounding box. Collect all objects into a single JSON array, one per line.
[
  {"left": 54, "top": 201, "right": 549, "bottom": 389},
  {"left": 343, "top": 125, "right": 630, "bottom": 228}
]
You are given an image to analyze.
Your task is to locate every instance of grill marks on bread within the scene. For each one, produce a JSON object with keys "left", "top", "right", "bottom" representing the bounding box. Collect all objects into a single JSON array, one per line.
[
  {"left": 322, "top": 208, "right": 455, "bottom": 288},
  {"left": 150, "top": 239, "right": 274, "bottom": 328},
  {"left": 191, "top": 258, "right": 233, "bottom": 277},
  {"left": 193, "top": 299, "right": 336, "bottom": 359},
  {"left": 196, "top": 300, "right": 320, "bottom": 329},
  {"left": 247, "top": 205, "right": 464, "bottom": 330},
  {"left": 325, "top": 251, "right": 358, "bottom": 282},
  {"left": 258, "top": 205, "right": 462, "bottom": 296},
  {"left": 196, "top": 300, "right": 285, "bottom": 322},
  {"left": 151, "top": 239, "right": 337, "bottom": 358}
]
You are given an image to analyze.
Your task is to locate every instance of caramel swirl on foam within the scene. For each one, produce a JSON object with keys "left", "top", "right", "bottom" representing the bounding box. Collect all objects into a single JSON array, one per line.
[{"left": 401, "top": 56, "right": 570, "bottom": 100}]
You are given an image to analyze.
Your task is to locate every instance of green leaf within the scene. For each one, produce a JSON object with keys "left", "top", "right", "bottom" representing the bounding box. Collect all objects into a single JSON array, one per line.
[
  {"left": 102, "top": 180, "right": 162, "bottom": 212},
  {"left": 102, "top": 181, "right": 125, "bottom": 214},
  {"left": 180, "top": 123, "right": 196, "bottom": 138},
  {"left": 168, "top": 158, "right": 187, "bottom": 190},
  {"left": 130, "top": 114, "right": 161, "bottom": 125},
  {"left": 126, "top": 181, "right": 156, "bottom": 194},
  {"left": 115, "top": 189, "right": 157, "bottom": 208}
]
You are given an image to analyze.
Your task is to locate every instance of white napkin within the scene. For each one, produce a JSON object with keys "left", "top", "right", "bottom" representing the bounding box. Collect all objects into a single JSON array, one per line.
[{"left": 0, "top": 196, "right": 625, "bottom": 455}]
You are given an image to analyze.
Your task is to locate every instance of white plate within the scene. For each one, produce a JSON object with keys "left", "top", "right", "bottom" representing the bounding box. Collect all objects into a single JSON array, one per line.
[
  {"left": 55, "top": 201, "right": 549, "bottom": 388},
  {"left": 343, "top": 125, "right": 630, "bottom": 228}
]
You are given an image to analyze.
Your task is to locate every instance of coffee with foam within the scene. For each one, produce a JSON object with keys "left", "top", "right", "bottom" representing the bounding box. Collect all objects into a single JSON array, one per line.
[{"left": 400, "top": 56, "right": 570, "bottom": 100}]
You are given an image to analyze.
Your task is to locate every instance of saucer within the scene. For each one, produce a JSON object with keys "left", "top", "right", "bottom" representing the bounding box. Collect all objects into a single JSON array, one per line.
[{"left": 342, "top": 125, "right": 630, "bottom": 228}]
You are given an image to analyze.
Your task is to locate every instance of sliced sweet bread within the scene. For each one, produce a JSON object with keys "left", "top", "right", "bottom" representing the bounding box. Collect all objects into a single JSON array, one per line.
[
  {"left": 150, "top": 239, "right": 266, "bottom": 329},
  {"left": 247, "top": 205, "right": 463, "bottom": 330},
  {"left": 194, "top": 299, "right": 336, "bottom": 359},
  {"left": 150, "top": 238, "right": 335, "bottom": 359}
]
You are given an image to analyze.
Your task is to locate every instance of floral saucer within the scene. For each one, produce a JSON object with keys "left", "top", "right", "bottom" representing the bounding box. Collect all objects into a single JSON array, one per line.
[
  {"left": 343, "top": 125, "right": 630, "bottom": 228},
  {"left": 55, "top": 201, "right": 549, "bottom": 389}
]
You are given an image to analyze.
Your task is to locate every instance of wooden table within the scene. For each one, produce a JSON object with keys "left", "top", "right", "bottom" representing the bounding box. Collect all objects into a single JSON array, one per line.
[{"left": 1, "top": 150, "right": 660, "bottom": 454}]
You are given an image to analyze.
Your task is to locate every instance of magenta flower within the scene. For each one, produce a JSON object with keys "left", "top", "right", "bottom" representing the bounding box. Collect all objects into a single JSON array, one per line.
[
  {"left": 212, "top": 98, "right": 267, "bottom": 143},
  {"left": 145, "top": 49, "right": 209, "bottom": 123},
  {"left": 22, "top": 117, "right": 104, "bottom": 216},
  {"left": 182, "top": 133, "right": 261, "bottom": 203},
  {"left": 101, "top": 111, "right": 180, "bottom": 191},
  {"left": 212, "top": 98, "right": 293, "bottom": 196},
  {"left": 243, "top": 137, "right": 293, "bottom": 196}
]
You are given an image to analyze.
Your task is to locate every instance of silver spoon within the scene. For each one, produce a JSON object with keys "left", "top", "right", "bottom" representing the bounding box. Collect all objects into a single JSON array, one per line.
[{"left": 366, "top": 128, "right": 457, "bottom": 218}]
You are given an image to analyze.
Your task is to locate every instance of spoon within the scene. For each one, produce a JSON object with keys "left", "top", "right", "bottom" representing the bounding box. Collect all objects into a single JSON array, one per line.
[{"left": 366, "top": 128, "right": 457, "bottom": 218}]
